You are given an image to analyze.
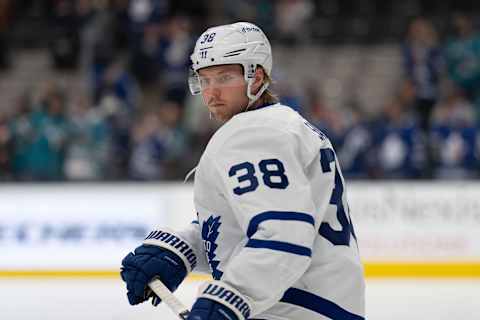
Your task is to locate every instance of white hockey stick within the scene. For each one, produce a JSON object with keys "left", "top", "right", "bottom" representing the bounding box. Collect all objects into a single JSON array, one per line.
[{"left": 148, "top": 278, "right": 191, "bottom": 320}]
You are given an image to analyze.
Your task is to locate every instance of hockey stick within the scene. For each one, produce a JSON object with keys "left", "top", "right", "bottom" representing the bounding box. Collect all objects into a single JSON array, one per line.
[{"left": 148, "top": 278, "right": 190, "bottom": 320}]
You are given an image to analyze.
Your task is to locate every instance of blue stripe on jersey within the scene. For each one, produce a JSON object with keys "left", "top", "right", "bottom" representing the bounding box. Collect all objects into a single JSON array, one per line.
[
  {"left": 281, "top": 287, "right": 364, "bottom": 320},
  {"left": 245, "top": 239, "right": 312, "bottom": 257},
  {"left": 247, "top": 211, "right": 315, "bottom": 238},
  {"left": 192, "top": 220, "right": 199, "bottom": 225}
]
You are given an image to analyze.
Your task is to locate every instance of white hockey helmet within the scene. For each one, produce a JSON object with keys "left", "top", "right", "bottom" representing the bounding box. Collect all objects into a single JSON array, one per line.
[{"left": 189, "top": 22, "right": 272, "bottom": 107}]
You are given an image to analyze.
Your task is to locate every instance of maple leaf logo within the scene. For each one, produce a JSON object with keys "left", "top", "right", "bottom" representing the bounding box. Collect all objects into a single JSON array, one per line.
[{"left": 202, "top": 215, "right": 223, "bottom": 280}]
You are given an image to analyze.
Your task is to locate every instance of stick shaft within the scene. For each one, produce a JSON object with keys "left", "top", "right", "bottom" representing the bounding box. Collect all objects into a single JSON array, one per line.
[{"left": 148, "top": 279, "right": 190, "bottom": 320}]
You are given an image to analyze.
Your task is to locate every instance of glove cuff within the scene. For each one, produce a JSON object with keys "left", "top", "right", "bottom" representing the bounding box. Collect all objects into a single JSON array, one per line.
[
  {"left": 198, "top": 280, "right": 252, "bottom": 320},
  {"left": 143, "top": 228, "right": 197, "bottom": 273}
]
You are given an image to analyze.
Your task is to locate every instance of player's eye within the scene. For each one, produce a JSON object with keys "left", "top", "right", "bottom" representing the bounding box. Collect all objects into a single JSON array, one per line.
[{"left": 218, "top": 74, "right": 233, "bottom": 83}]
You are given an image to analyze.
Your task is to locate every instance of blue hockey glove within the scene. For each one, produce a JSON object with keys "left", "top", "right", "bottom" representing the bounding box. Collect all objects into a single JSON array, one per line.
[
  {"left": 187, "top": 281, "right": 252, "bottom": 320},
  {"left": 120, "top": 229, "right": 197, "bottom": 306}
]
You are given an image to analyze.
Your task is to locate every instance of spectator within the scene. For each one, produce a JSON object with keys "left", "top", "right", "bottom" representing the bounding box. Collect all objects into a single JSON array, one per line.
[
  {"left": 0, "top": 112, "right": 12, "bottom": 179},
  {"left": 129, "top": 22, "right": 165, "bottom": 86},
  {"left": 48, "top": 0, "right": 81, "bottom": 69},
  {"left": 222, "top": 0, "right": 275, "bottom": 33},
  {"left": 28, "top": 86, "right": 70, "bottom": 180},
  {"left": 370, "top": 98, "right": 425, "bottom": 179},
  {"left": 98, "top": 93, "right": 132, "bottom": 180},
  {"left": 0, "top": 0, "right": 12, "bottom": 69},
  {"left": 156, "top": 100, "right": 191, "bottom": 179},
  {"left": 336, "top": 107, "right": 374, "bottom": 179},
  {"left": 445, "top": 13, "right": 480, "bottom": 125},
  {"left": 307, "top": 89, "right": 343, "bottom": 148},
  {"left": 403, "top": 17, "right": 443, "bottom": 177},
  {"left": 128, "top": 109, "right": 164, "bottom": 180},
  {"left": 9, "top": 93, "right": 35, "bottom": 180},
  {"left": 431, "top": 89, "right": 478, "bottom": 179},
  {"left": 161, "top": 16, "right": 195, "bottom": 104},
  {"left": 127, "top": 0, "right": 169, "bottom": 87},
  {"left": 128, "top": 100, "right": 189, "bottom": 180},
  {"left": 274, "top": 0, "right": 314, "bottom": 45},
  {"left": 403, "top": 17, "right": 443, "bottom": 134},
  {"left": 95, "top": 59, "right": 138, "bottom": 112},
  {"left": 82, "top": 4, "right": 123, "bottom": 102},
  {"left": 64, "top": 94, "right": 111, "bottom": 180},
  {"left": 10, "top": 85, "right": 70, "bottom": 181},
  {"left": 223, "top": 0, "right": 258, "bottom": 23}
]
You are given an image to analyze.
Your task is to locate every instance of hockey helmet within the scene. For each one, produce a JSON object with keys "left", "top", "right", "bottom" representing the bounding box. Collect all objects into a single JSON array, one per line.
[{"left": 189, "top": 22, "right": 272, "bottom": 106}]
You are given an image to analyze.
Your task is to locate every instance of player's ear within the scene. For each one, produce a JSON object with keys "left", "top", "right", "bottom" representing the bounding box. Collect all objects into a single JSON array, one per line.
[{"left": 251, "top": 67, "right": 265, "bottom": 93}]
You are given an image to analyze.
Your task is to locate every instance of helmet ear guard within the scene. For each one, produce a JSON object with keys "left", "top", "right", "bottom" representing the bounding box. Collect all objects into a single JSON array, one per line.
[
  {"left": 245, "top": 62, "right": 256, "bottom": 80},
  {"left": 188, "top": 66, "right": 202, "bottom": 95}
]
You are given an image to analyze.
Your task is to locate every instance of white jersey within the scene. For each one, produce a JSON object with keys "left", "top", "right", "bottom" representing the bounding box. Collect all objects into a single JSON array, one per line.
[{"left": 178, "top": 103, "right": 365, "bottom": 320}]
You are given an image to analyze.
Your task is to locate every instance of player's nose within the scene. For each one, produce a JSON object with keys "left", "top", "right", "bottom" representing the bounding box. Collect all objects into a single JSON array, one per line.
[{"left": 203, "top": 87, "right": 221, "bottom": 101}]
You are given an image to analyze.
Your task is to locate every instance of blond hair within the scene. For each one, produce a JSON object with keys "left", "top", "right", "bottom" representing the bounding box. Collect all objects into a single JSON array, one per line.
[{"left": 258, "top": 68, "right": 279, "bottom": 105}]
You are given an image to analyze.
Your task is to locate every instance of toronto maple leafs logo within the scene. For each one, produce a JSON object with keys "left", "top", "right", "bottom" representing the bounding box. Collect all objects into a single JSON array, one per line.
[{"left": 202, "top": 215, "right": 223, "bottom": 280}]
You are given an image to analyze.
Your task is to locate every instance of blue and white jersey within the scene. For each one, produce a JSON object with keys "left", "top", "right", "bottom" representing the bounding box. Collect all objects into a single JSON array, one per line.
[
  {"left": 337, "top": 123, "right": 373, "bottom": 179},
  {"left": 178, "top": 103, "right": 365, "bottom": 320},
  {"left": 431, "top": 124, "right": 478, "bottom": 179},
  {"left": 370, "top": 118, "right": 425, "bottom": 179}
]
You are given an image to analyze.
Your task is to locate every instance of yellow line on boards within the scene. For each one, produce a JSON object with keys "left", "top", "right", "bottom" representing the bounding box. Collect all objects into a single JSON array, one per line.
[{"left": 1, "top": 263, "right": 480, "bottom": 279}]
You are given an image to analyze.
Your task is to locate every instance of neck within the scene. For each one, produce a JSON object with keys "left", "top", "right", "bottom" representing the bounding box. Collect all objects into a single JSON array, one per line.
[{"left": 248, "top": 96, "right": 266, "bottom": 111}]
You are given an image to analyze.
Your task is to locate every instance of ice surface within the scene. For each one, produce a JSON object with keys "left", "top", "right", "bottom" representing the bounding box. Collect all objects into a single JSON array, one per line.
[{"left": 1, "top": 278, "right": 479, "bottom": 319}]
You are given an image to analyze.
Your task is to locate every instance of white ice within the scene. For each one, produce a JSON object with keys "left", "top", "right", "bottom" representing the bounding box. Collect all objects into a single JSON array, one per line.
[{"left": 1, "top": 278, "right": 479, "bottom": 319}]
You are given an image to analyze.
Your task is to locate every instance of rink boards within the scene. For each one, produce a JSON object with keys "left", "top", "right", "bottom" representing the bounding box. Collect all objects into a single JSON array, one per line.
[{"left": 1, "top": 182, "right": 479, "bottom": 278}]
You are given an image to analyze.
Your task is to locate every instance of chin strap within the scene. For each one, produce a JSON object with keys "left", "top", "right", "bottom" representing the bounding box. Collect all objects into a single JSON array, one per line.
[{"left": 244, "top": 78, "right": 269, "bottom": 112}]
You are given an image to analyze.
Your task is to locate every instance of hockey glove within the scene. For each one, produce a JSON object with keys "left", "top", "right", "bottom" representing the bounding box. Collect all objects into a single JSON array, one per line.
[
  {"left": 187, "top": 281, "right": 252, "bottom": 320},
  {"left": 120, "top": 229, "right": 197, "bottom": 306}
]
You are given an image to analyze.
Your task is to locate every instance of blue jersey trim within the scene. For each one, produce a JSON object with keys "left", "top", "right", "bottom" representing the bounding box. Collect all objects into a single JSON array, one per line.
[
  {"left": 281, "top": 288, "right": 364, "bottom": 320},
  {"left": 247, "top": 211, "right": 315, "bottom": 238},
  {"left": 245, "top": 239, "right": 312, "bottom": 257}
]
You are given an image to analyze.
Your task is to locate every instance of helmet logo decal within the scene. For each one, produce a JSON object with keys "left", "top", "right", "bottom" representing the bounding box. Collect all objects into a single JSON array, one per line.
[{"left": 241, "top": 26, "right": 261, "bottom": 33}]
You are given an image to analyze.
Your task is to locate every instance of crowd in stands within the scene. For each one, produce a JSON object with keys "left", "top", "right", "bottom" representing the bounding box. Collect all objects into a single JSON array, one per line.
[{"left": 0, "top": 0, "right": 479, "bottom": 181}]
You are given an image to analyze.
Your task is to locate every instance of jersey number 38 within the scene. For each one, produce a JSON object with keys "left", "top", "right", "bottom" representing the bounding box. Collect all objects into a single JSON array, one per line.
[
  {"left": 229, "top": 152, "right": 356, "bottom": 247},
  {"left": 228, "top": 158, "right": 289, "bottom": 195}
]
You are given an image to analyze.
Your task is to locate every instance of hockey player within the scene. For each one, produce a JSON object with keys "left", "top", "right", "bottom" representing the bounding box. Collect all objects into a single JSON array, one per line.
[{"left": 121, "top": 22, "right": 365, "bottom": 320}]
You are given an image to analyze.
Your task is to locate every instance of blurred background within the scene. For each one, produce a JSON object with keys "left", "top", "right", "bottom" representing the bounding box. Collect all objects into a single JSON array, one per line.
[
  {"left": 0, "top": 0, "right": 479, "bottom": 181},
  {"left": 1, "top": 0, "right": 480, "bottom": 319}
]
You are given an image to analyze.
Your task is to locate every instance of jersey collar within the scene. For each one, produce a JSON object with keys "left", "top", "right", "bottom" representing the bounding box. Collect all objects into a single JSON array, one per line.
[{"left": 251, "top": 102, "right": 277, "bottom": 111}]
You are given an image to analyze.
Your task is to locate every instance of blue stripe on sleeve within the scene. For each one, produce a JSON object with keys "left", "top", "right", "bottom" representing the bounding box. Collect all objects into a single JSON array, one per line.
[
  {"left": 247, "top": 211, "right": 315, "bottom": 238},
  {"left": 245, "top": 239, "right": 312, "bottom": 257},
  {"left": 281, "top": 288, "right": 364, "bottom": 320}
]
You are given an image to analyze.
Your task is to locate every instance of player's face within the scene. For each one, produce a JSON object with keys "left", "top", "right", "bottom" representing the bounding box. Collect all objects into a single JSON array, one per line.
[{"left": 198, "top": 65, "right": 249, "bottom": 122}]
